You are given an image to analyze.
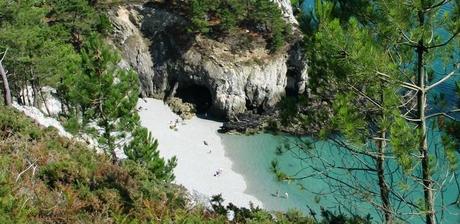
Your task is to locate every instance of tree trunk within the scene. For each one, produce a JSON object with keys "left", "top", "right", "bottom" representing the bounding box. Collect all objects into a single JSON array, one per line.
[
  {"left": 39, "top": 86, "right": 51, "bottom": 116},
  {"left": 25, "top": 81, "right": 32, "bottom": 106},
  {"left": 103, "top": 121, "right": 117, "bottom": 164},
  {"left": 377, "top": 83, "right": 392, "bottom": 224},
  {"left": 31, "top": 73, "right": 39, "bottom": 107},
  {"left": 415, "top": 10, "right": 435, "bottom": 224},
  {"left": 417, "top": 43, "right": 435, "bottom": 224},
  {"left": 377, "top": 131, "right": 392, "bottom": 224},
  {"left": 0, "top": 62, "right": 12, "bottom": 106}
]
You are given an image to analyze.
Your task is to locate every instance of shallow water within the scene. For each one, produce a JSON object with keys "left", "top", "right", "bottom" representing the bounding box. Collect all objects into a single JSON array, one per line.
[
  {"left": 220, "top": 133, "right": 375, "bottom": 217},
  {"left": 220, "top": 132, "right": 460, "bottom": 223}
]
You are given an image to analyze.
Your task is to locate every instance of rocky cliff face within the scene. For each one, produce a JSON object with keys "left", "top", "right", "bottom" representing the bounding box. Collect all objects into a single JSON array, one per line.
[{"left": 109, "top": 3, "right": 308, "bottom": 118}]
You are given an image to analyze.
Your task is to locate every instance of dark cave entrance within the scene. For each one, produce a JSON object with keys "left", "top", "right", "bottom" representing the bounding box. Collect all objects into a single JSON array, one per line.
[
  {"left": 285, "top": 69, "right": 299, "bottom": 97},
  {"left": 175, "top": 84, "right": 213, "bottom": 114}
]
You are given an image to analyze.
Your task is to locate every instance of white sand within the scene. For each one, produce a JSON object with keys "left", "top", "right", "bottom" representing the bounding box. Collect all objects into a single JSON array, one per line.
[{"left": 137, "top": 98, "right": 262, "bottom": 208}]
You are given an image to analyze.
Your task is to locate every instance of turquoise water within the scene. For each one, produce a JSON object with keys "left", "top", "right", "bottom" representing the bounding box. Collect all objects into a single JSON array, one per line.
[
  {"left": 220, "top": 132, "right": 460, "bottom": 223},
  {"left": 221, "top": 133, "right": 376, "bottom": 219}
]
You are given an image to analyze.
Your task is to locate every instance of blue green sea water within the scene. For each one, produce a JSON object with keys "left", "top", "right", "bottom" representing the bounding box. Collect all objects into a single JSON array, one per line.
[{"left": 220, "top": 132, "right": 460, "bottom": 223}]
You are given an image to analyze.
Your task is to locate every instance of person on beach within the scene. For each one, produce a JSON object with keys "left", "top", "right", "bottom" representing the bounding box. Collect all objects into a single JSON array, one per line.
[{"left": 213, "top": 168, "right": 223, "bottom": 177}]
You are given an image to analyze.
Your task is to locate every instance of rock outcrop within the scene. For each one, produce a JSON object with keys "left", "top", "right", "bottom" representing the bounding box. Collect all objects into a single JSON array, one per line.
[
  {"left": 109, "top": 7, "right": 155, "bottom": 97},
  {"left": 274, "top": 0, "right": 299, "bottom": 25},
  {"left": 109, "top": 2, "right": 307, "bottom": 119}
]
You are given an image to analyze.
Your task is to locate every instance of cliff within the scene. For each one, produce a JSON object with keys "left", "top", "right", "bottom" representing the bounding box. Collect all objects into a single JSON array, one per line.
[{"left": 109, "top": 2, "right": 308, "bottom": 118}]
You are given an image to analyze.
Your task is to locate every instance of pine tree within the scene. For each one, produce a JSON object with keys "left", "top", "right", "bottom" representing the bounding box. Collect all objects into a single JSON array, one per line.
[
  {"left": 66, "top": 34, "right": 139, "bottom": 164},
  {"left": 376, "top": 2, "right": 459, "bottom": 223},
  {"left": 124, "top": 125, "right": 177, "bottom": 182}
]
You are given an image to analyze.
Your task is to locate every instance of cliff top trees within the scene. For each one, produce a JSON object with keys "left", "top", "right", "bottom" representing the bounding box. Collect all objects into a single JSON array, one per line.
[
  {"left": 0, "top": 0, "right": 89, "bottom": 109},
  {"left": 169, "top": 0, "right": 291, "bottom": 52}
]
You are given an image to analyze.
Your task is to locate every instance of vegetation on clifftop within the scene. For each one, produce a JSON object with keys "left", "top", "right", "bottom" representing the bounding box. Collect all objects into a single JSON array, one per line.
[{"left": 164, "top": 0, "right": 291, "bottom": 53}]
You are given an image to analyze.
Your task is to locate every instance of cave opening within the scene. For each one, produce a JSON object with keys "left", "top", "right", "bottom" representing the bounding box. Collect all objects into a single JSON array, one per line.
[
  {"left": 175, "top": 84, "right": 213, "bottom": 115},
  {"left": 285, "top": 69, "right": 299, "bottom": 97}
]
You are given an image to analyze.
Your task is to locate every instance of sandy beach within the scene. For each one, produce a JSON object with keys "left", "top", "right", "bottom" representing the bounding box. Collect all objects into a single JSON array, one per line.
[{"left": 137, "top": 98, "right": 262, "bottom": 208}]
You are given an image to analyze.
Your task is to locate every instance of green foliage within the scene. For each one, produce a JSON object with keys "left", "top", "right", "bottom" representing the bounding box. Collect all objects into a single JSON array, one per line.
[
  {"left": 320, "top": 208, "right": 372, "bottom": 224},
  {"left": 0, "top": 169, "right": 34, "bottom": 224},
  {"left": 65, "top": 33, "right": 139, "bottom": 161},
  {"left": 124, "top": 126, "right": 177, "bottom": 182},
  {"left": 389, "top": 117, "right": 419, "bottom": 173},
  {"left": 440, "top": 118, "right": 460, "bottom": 171},
  {"left": 179, "top": 0, "right": 291, "bottom": 52},
  {"left": 332, "top": 94, "right": 367, "bottom": 145},
  {"left": 0, "top": 0, "right": 100, "bottom": 95},
  {"left": 210, "top": 194, "right": 316, "bottom": 223},
  {"left": 45, "top": 0, "right": 108, "bottom": 43}
]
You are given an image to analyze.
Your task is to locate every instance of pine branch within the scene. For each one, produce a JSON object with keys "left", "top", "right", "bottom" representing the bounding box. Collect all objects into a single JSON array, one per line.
[
  {"left": 427, "top": 31, "right": 460, "bottom": 49},
  {"left": 423, "top": 0, "right": 452, "bottom": 12},
  {"left": 0, "top": 48, "right": 8, "bottom": 63},
  {"left": 426, "top": 65, "right": 460, "bottom": 91},
  {"left": 426, "top": 109, "right": 460, "bottom": 120},
  {"left": 377, "top": 71, "right": 422, "bottom": 91}
]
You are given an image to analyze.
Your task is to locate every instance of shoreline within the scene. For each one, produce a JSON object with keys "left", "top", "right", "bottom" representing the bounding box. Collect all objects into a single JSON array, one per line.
[{"left": 137, "top": 98, "right": 263, "bottom": 208}]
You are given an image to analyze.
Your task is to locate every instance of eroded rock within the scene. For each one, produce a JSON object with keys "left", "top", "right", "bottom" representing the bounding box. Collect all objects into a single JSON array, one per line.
[{"left": 109, "top": 3, "right": 308, "bottom": 119}]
